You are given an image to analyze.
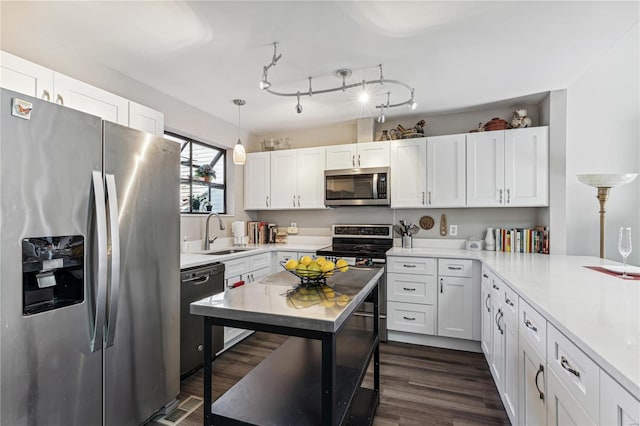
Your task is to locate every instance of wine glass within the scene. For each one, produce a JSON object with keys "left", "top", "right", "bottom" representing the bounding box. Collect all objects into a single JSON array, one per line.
[{"left": 618, "top": 227, "right": 632, "bottom": 278}]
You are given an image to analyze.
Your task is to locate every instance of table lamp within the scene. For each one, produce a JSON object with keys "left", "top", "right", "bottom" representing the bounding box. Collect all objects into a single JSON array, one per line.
[{"left": 577, "top": 173, "right": 638, "bottom": 258}]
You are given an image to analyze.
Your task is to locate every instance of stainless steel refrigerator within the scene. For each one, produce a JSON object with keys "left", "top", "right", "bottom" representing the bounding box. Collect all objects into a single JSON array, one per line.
[{"left": 0, "top": 88, "right": 180, "bottom": 425}]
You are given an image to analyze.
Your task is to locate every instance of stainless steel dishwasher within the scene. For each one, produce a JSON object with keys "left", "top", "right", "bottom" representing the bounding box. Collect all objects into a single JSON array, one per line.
[{"left": 180, "top": 262, "right": 225, "bottom": 378}]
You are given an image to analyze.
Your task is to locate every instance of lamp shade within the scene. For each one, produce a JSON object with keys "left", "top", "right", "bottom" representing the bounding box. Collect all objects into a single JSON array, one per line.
[
  {"left": 577, "top": 173, "right": 638, "bottom": 188},
  {"left": 233, "top": 139, "right": 246, "bottom": 165}
]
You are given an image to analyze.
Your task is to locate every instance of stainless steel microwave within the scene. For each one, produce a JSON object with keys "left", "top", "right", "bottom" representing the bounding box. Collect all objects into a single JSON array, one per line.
[{"left": 324, "top": 167, "right": 390, "bottom": 206}]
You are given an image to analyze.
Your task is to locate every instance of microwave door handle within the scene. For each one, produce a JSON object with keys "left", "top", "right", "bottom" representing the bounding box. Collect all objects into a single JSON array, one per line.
[
  {"left": 90, "top": 171, "right": 108, "bottom": 353},
  {"left": 105, "top": 174, "right": 121, "bottom": 348},
  {"left": 372, "top": 173, "right": 378, "bottom": 199}
]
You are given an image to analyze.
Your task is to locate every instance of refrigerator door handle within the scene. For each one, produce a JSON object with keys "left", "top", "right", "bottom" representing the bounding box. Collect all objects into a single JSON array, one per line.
[
  {"left": 91, "top": 171, "right": 108, "bottom": 352},
  {"left": 105, "top": 174, "right": 121, "bottom": 348}
]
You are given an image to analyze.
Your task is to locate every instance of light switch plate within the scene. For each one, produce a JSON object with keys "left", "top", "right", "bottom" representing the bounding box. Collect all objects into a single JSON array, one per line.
[{"left": 449, "top": 225, "right": 458, "bottom": 236}]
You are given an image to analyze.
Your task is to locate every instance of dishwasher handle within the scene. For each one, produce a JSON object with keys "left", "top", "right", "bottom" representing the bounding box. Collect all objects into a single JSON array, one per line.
[{"left": 181, "top": 275, "right": 210, "bottom": 285}]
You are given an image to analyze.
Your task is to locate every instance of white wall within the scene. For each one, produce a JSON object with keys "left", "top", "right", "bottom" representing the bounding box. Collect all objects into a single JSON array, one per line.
[{"left": 565, "top": 23, "right": 640, "bottom": 264}]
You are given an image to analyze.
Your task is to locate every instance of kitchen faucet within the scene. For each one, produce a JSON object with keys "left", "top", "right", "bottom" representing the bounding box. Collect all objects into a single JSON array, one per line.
[{"left": 205, "top": 212, "right": 226, "bottom": 250}]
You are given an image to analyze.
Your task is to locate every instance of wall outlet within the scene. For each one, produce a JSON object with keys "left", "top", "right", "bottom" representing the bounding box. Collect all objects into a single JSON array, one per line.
[{"left": 449, "top": 225, "right": 458, "bottom": 236}]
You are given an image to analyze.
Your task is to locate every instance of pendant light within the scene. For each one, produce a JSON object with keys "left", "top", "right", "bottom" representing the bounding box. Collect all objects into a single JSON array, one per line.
[{"left": 232, "top": 99, "right": 246, "bottom": 165}]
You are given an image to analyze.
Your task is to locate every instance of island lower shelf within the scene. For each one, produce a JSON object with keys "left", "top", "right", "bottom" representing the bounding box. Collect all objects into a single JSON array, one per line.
[{"left": 211, "top": 328, "right": 379, "bottom": 426}]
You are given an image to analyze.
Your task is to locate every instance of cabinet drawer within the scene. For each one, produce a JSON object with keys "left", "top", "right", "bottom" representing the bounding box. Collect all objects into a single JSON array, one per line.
[
  {"left": 387, "top": 301, "right": 436, "bottom": 335},
  {"left": 276, "top": 251, "right": 297, "bottom": 263},
  {"left": 224, "top": 257, "right": 250, "bottom": 278},
  {"left": 387, "top": 273, "right": 436, "bottom": 304},
  {"left": 547, "top": 323, "right": 599, "bottom": 421},
  {"left": 438, "top": 258, "right": 473, "bottom": 277},
  {"left": 519, "top": 298, "right": 546, "bottom": 357},
  {"left": 502, "top": 283, "right": 518, "bottom": 323},
  {"left": 250, "top": 252, "right": 271, "bottom": 271},
  {"left": 387, "top": 256, "right": 436, "bottom": 275}
]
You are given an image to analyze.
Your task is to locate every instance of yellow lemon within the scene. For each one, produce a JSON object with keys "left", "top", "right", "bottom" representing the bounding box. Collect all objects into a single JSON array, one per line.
[
  {"left": 321, "top": 261, "right": 335, "bottom": 273},
  {"left": 285, "top": 259, "right": 299, "bottom": 271},
  {"left": 307, "top": 262, "right": 322, "bottom": 278},
  {"left": 296, "top": 264, "right": 308, "bottom": 277},
  {"left": 299, "top": 255, "right": 312, "bottom": 266},
  {"left": 336, "top": 294, "right": 350, "bottom": 307},
  {"left": 336, "top": 259, "right": 349, "bottom": 272},
  {"left": 315, "top": 256, "right": 327, "bottom": 266}
]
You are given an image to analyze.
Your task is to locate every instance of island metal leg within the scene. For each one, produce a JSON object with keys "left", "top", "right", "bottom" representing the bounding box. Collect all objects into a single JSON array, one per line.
[
  {"left": 203, "top": 316, "right": 213, "bottom": 426},
  {"left": 321, "top": 332, "right": 336, "bottom": 426},
  {"left": 374, "top": 282, "right": 380, "bottom": 393}
]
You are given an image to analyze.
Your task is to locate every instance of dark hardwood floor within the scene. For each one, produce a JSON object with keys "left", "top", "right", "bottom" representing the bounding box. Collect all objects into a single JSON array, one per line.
[{"left": 176, "top": 332, "right": 509, "bottom": 426}]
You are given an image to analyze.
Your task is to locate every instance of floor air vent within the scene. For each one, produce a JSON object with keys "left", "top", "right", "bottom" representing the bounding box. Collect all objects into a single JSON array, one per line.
[{"left": 154, "top": 396, "right": 203, "bottom": 425}]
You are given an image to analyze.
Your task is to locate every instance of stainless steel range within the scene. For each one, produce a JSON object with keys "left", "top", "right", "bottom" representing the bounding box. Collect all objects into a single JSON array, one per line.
[{"left": 317, "top": 224, "right": 393, "bottom": 341}]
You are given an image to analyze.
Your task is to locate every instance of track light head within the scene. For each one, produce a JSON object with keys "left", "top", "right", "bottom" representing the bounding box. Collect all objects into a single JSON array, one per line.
[
  {"left": 259, "top": 79, "right": 271, "bottom": 90},
  {"left": 295, "top": 92, "right": 303, "bottom": 114}
]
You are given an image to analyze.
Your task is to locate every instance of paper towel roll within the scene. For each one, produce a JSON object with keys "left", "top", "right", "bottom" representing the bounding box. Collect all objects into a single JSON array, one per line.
[{"left": 232, "top": 221, "right": 246, "bottom": 237}]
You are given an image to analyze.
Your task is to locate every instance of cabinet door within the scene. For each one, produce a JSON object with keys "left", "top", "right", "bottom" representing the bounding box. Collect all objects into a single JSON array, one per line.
[
  {"left": 490, "top": 300, "right": 505, "bottom": 392},
  {"left": 600, "top": 370, "right": 640, "bottom": 426},
  {"left": 54, "top": 73, "right": 128, "bottom": 125},
  {"left": 480, "top": 280, "right": 492, "bottom": 358},
  {"left": 0, "top": 51, "right": 54, "bottom": 101},
  {"left": 325, "top": 144, "right": 357, "bottom": 170},
  {"left": 547, "top": 368, "right": 596, "bottom": 426},
  {"left": 390, "top": 138, "right": 427, "bottom": 208},
  {"left": 503, "top": 315, "right": 519, "bottom": 424},
  {"left": 437, "top": 276, "right": 473, "bottom": 339},
  {"left": 129, "top": 101, "right": 164, "bottom": 136},
  {"left": 426, "top": 134, "right": 466, "bottom": 207},
  {"left": 504, "top": 127, "right": 548, "bottom": 206},
  {"left": 519, "top": 331, "right": 547, "bottom": 426},
  {"left": 270, "top": 150, "right": 298, "bottom": 209},
  {"left": 297, "top": 147, "right": 326, "bottom": 209},
  {"left": 466, "top": 130, "right": 505, "bottom": 207},
  {"left": 357, "top": 141, "right": 390, "bottom": 167},
  {"left": 244, "top": 152, "right": 271, "bottom": 210}
]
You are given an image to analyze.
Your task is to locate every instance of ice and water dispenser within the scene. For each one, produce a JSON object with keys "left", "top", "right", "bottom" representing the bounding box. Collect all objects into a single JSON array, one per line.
[{"left": 22, "top": 235, "right": 84, "bottom": 315}]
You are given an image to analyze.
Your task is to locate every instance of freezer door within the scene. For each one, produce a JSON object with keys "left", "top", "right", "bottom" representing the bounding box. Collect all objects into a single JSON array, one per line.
[
  {"left": 0, "top": 89, "right": 104, "bottom": 425},
  {"left": 102, "top": 122, "right": 180, "bottom": 425}
]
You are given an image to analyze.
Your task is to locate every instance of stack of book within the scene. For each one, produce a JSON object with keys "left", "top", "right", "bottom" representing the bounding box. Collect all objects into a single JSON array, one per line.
[
  {"left": 495, "top": 226, "right": 549, "bottom": 254},
  {"left": 247, "top": 222, "right": 277, "bottom": 244}
]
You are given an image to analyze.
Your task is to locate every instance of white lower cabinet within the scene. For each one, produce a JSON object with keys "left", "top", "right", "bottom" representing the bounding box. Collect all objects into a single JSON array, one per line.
[
  {"left": 480, "top": 269, "right": 492, "bottom": 356},
  {"left": 547, "top": 367, "right": 596, "bottom": 426},
  {"left": 503, "top": 313, "right": 519, "bottom": 424},
  {"left": 437, "top": 276, "right": 473, "bottom": 339},
  {"left": 387, "top": 301, "right": 436, "bottom": 335},
  {"left": 600, "top": 370, "right": 640, "bottom": 426},
  {"left": 519, "top": 331, "right": 547, "bottom": 426}
]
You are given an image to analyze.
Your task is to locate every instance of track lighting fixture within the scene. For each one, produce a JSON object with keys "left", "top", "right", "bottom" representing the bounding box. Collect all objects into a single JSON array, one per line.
[{"left": 259, "top": 42, "right": 416, "bottom": 116}]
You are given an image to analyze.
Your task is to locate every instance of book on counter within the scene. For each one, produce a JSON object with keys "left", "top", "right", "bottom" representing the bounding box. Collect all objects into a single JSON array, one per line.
[
  {"left": 494, "top": 226, "right": 549, "bottom": 254},
  {"left": 247, "top": 221, "right": 278, "bottom": 244}
]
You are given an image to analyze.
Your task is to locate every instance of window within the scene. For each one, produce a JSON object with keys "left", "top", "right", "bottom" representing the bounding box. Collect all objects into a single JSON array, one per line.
[{"left": 165, "top": 132, "right": 226, "bottom": 214}]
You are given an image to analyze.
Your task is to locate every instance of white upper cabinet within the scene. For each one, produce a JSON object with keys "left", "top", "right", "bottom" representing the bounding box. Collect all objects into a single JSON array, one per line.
[
  {"left": 296, "top": 147, "right": 326, "bottom": 209},
  {"left": 0, "top": 51, "right": 53, "bottom": 101},
  {"left": 244, "top": 152, "right": 271, "bottom": 210},
  {"left": 129, "top": 101, "right": 164, "bottom": 136},
  {"left": 390, "top": 138, "right": 427, "bottom": 208},
  {"left": 426, "top": 134, "right": 466, "bottom": 207},
  {"left": 467, "top": 127, "right": 548, "bottom": 207},
  {"left": 54, "top": 73, "right": 128, "bottom": 125},
  {"left": 325, "top": 141, "right": 389, "bottom": 170},
  {"left": 504, "top": 127, "right": 548, "bottom": 206},
  {"left": 270, "top": 150, "right": 298, "bottom": 209}
]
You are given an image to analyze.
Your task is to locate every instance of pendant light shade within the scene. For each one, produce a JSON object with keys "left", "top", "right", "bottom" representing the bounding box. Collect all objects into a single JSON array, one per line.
[{"left": 232, "top": 99, "right": 246, "bottom": 165}]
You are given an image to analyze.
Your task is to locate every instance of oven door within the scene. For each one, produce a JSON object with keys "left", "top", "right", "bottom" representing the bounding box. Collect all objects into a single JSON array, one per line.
[{"left": 324, "top": 167, "right": 390, "bottom": 206}]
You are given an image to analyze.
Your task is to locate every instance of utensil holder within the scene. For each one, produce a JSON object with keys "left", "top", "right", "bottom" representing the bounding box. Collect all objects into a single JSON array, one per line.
[{"left": 402, "top": 236, "right": 413, "bottom": 249}]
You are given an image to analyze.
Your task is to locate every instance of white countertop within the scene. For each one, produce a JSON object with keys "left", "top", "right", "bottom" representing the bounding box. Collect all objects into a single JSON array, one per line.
[{"left": 388, "top": 247, "right": 640, "bottom": 400}]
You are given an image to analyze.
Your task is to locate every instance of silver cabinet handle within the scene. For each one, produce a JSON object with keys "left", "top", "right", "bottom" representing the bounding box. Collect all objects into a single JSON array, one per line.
[
  {"left": 352, "top": 155, "right": 355, "bottom": 167},
  {"left": 507, "top": 188, "right": 511, "bottom": 204},
  {"left": 41, "top": 89, "right": 51, "bottom": 101},
  {"left": 90, "top": 171, "right": 108, "bottom": 353},
  {"left": 440, "top": 278, "right": 443, "bottom": 293},
  {"left": 499, "top": 189, "right": 503, "bottom": 204},
  {"left": 499, "top": 311, "right": 504, "bottom": 334},
  {"left": 402, "top": 264, "right": 416, "bottom": 268},
  {"left": 493, "top": 283, "right": 499, "bottom": 290},
  {"left": 105, "top": 174, "right": 121, "bottom": 348},
  {"left": 56, "top": 94, "right": 64, "bottom": 105},
  {"left": 403, "top": 316, "right": 416, "bottom": 321},
  {"left": 561, "top": 356, "right": 581, "bottom": 378},
  {"left": 495, "top": 309, "right": 503, "bottom": 334},
  {"left": 358, "top": 154, "right": 361, "bottom": 167},
  {"left": 293, "top": 195, "right": 296, "bottom": 207},
  {"left": 506, "top": 297, "right": 514, "bottom": 307},
  {"left": 525, "top": 319, "right": 537, "bottom": 332},
  {"left": 428, "top": 191, "right": 431, "bottom": 205},
  {"left": 535, "top": 365, "right": 545, "bottom": 400},
  {"left": 422, "top": 192, "right": 425, "bottom": 205},
  {"left": 448, "top": 266, "right": 463, "bottom": 270},
  {"left": 266, "top": 195, "right": 269, "bottom": 207},
  {"left": 403, "top": 287, "right": 416, "bottom": 291},
  {"left": 297, "top": 195, "right": 300, "bottom": 207},
  {"left": 485, "top": 294, "right": 491, "bottom": 312}
]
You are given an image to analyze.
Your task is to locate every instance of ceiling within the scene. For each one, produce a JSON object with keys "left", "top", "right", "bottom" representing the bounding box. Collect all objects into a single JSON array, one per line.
[{"left": 1, "top": 1, "right": 638, "bottom": 134}]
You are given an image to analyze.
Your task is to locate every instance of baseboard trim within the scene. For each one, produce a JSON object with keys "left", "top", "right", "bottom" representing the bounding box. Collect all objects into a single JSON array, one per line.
[{"left": 388, "top": 331, "right": 482, "bottom": 353}]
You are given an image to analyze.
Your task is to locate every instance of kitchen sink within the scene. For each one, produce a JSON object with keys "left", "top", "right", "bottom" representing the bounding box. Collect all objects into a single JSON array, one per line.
[{"left": 200, "top": 248, "right": 255, "bottom": 256}]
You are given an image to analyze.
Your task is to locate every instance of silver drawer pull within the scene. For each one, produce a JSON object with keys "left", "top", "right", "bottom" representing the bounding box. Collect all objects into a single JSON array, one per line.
[
  {"left": 447, "top": 266, "right": 463, "bottom": 270},
  {"left": 506, "top": 298, "right": 514, "bottom": 307},
  {"left": 402, "top": 287, "right": 416, "bottom": 291},
  {"left": 561, "top": 356, "right": 581, "bottom": 378},
  {"left": 525, "top": 319, "right": 537, "bottom": 332},
  {"left": 402, "top": 264, "right": 416, "bottom": 268},
  {"left": 492, "top": 284, "right": 499, "bottom": 290},
  {"left": 402, "top": 316, "right": 416, "bottom": 321},
  {"left": 483, "top": 273, "right": 489, "bottom": 278}
]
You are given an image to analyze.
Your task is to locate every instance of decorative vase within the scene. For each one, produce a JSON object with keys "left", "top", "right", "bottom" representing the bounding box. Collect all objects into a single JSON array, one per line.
[
  {"left": 203, "top": 175, "right": 210, "bottom": 182},
  {"left": 485, "top": 227, "right": 495, "bottom": 251}
]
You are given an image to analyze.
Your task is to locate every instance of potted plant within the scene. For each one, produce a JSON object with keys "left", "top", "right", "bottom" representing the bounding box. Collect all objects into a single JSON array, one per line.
[
  {"left": 195, "top": 164, "right": 216, "bottom": 182},
  {"left": 189, "top": 194, "right": 207, "bottom": 211}
]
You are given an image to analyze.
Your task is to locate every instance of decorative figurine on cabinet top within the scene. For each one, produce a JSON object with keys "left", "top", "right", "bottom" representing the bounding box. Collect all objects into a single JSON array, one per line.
[{"left": 510, "top": 108, "right": 532, "bottom": 128}]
